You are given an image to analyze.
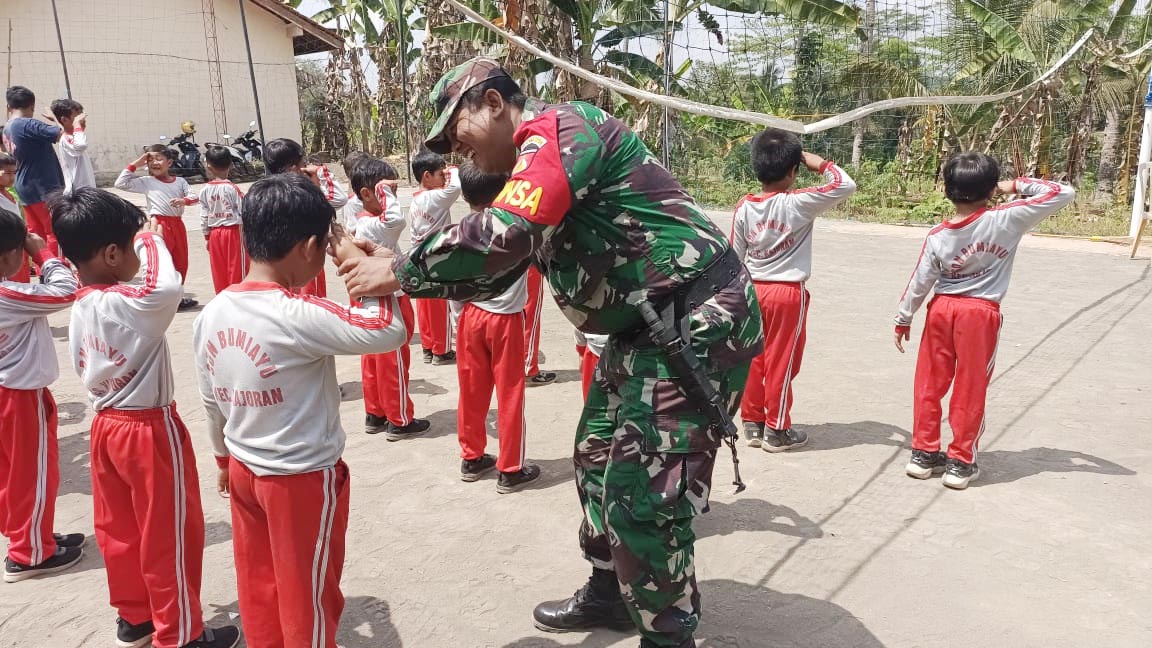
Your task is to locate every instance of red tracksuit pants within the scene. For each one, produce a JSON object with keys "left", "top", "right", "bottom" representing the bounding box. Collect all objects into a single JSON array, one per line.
[
  {"left": 90, "top": 405, "right": 206, "bottom": 648},
  {"left": 207, "top": 225, "right": 246, "bottom": 294},
  {"left": 456, "top": 305, "right": 526, "bottom": 473},
  {"left": 416, "top": 297, "right": 452, "bottom": 355},
  {"left": 913, "top": 295, "right": 1002, "bottom": 465},
  {"left": 154, "top": 215, "right": 189, "bottom": 284},
  {"left": 229, "top": 459, "right": 349, "bottom": 648},
  {"left": 524, "top": 266, "right": 544, "bottom": 376},
  {"left": 0, "top": 386, "right": 58, "bottom": 566},
  {"left": 741, "top": 281, "right": 809, "bottom": 431},
  {"left": 362, "top": 295, "right": 416, "bottom": 425},
  {"left": 24, "top": 202, "right": 58, "bottom": 256}
]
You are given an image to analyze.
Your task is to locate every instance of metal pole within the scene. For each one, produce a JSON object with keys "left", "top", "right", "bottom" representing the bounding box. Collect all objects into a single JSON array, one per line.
[
  {"left": 237, "top": 0, "right": 266, "bottom": 163},
  {"left": 660, "top": 0, "right": 672, "bottom": 169},
  {"left": 1130, "top": 72, "right": 1152, "bottom": 238},
  {"left": 7, "top": 20, "right": 13, "bottom": 90},
  {"left": 397, "top": 0, "right": 413, "bottom": 184},
  {"left": 49, "top": 0, "right": 72, "bottom": 98}
]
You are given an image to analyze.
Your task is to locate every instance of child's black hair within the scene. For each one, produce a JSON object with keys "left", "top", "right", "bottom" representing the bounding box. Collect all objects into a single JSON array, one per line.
[
  {"left": 0, "top": 206, "right": 27, "bottom": 255},
  {"left": 5, "top": 86, "right": 34, "bottom": 110},
  {"left": 351, "top": 158, "right": 399, "bottom": 197},
  {"left": 456, "top": 75, "right": 527, "bottom": 112},
  {"left": 411, "top": 150, "right": 447, "bottom": 184},
  {"left": 943, "top": 152, "right": 1001, "bottom": 204},
  {"left": 205, "top": 145, "right": 234, "bottom": 170},
  {"left": 459, "top": 163, "right": 509, "bottom": 208},
  {"left": 342, "top": 151, "right": 369, "bottom": 177},
  {"left": 0, "top": 152, "right": 15, "bottom": 168},
  {"left": 49, "top": 98, "right": 83, "bottom": 122},
  {"left": 264, "top": 138, "right": 305, "bottom": 175},
  {"left": 50, "top": 188, "right": 146, "bottom": 263},
  {"left": 146, "top": 143, "right": 176, "bottom": 161},
  {"left": 750, "top": 128, "right": 803, "bottom": 184},
  {"left": 242, "top": 173, "right": 334, "bottom": 262}
]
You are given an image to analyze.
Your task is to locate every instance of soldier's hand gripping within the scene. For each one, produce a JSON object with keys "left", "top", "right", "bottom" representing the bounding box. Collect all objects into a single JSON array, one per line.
[{"left": 338, "top": 239, "right": 399, "bottom": 299}]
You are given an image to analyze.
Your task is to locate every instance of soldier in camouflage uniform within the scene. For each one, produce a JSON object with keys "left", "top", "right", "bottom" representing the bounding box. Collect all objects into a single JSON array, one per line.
[{"left": 339, "top": 59, "right": 764, "bottom": 648}]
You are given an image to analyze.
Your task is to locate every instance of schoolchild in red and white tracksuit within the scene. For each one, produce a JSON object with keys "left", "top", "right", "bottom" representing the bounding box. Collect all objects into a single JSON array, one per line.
[
  {"left": 573, "top": 330, "right": 608, "bottom": 399},
  {"left": 297, "top": 166, "right": 347, "bottom": 298},
  {"left": 356, "top": 181, "right": 416, "bottom": 430},
  {"left": 407, "top": 166, "right": 460, "bottom": 357},
  {"left": 194, "top": 285, "right": 405, "bottom": 647},
  {"left": 114, "top": 166, "right": 198, "bottom": 283},
  {"left": 731, "top": 160, "right": 856, "bottom": 446},
  {"left": 0, "top": 248, "right": 76, "bottom": 570},
  {"left": 70, "top": 232, "right": 210, "bottom": 647},
  {"left": 456, "top": 267, "right": 530, "bottom": 474},
  {"left": 895, "top": 178, "right": 1075, "bottom": 470},
  {"left": 200, "top": 179, "right": 246, "bottom": 293},
  {"left": 0, "top": 188, "right": 30, "bottom": 282}
]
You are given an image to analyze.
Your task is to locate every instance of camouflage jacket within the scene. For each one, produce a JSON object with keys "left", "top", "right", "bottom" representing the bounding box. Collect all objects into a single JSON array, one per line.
[{"left": 395, "top": 99, "right": 763, "bottom": 377}]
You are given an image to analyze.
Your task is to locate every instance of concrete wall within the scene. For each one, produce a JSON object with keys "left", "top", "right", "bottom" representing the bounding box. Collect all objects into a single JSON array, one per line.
[{"left": 1, "top": 0, "right": 304, "bottom": 183}]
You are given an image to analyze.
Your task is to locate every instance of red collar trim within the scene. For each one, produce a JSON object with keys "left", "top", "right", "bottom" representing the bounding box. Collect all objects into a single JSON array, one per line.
[
  {"left": 744, "top": 191, "right": 781, "bottom": 203},
  {"left": 941, "top": 208, "right": 987, "bottom": 229},
  {"left": 226, "top": 280, "right": 287, "bottom": 293}
]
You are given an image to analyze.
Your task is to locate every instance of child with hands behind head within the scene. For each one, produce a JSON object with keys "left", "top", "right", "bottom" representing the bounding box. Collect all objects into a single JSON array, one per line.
[
  {"left": 200, "top": 146, "right": 245, "bottom": 293},
  {"left": 894, "top": 152, "right": 1074, "bottom": 489},
  {"left": 53, "top": 188, "right": 240, "bottom": 648},
  {"left": 193, "top": 173, "right": 405, "bottom": 648}
]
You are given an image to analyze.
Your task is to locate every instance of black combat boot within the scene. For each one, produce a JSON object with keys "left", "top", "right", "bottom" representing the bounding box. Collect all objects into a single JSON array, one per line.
[
  {"left": 639, "top": 638, "right": 694, "bottom": 648},
  {"left": 533, "top": 568, "right": 634, "bottom": 633}
]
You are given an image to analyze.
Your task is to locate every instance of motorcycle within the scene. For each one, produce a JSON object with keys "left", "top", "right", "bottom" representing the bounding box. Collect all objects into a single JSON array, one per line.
[
  {"left": 153, "top": 121, "right": 205, "bottom": 182},
  {"left": 205, "top": 134, "right": 260, "bottom": 181},
  {"left": 232, "top": 121, "right": 263, "bottom": 163}
]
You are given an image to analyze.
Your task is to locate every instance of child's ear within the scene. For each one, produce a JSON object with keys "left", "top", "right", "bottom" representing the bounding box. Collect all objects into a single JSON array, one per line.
[{"left": 358, "top": 186, "right": 373, "bottom": 203}]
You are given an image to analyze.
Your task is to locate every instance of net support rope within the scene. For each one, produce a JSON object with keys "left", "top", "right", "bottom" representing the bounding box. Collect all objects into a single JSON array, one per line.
[{"left": 443, "top": 0, "right": 1134, "bottom": 133}]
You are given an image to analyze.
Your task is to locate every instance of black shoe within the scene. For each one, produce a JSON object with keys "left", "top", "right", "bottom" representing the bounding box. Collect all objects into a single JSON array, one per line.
[
  {"left": 743, "top": 421, "right": 765, "bottom": 448},
  {"left": 432, "top": 351, "right": 456, "bottom": 365},
  {"left": 640, "top": 639, "right": 694, "bottom": 648},
  {"left": 364, "top": 413, "right": 390, "bottom": 435},
  {"left": 180, "top": 626, "right": 240, "bottom": 648},
  {"left": 3, "top": 545, "right": 83, "bottom": 582},
  {"left": 177, "top": 297, "right": 199, "bottom": 312},
  {"left": 761, "top": 427, "right": 808, "bottom": 453},
  {"left": 461, "top": 454, "right": 498, "bottom": 482},
  {"left": 905, "top": 450, "right": 947, "bottom": 479},
  {"left": 533, "top": 569, "right": 634, "bottom": 633},
  {"left": 496, "top": 464, "right": 541, "bottom": 494},
  {"left": 527, "top": 372, "right": 557, "bottom": 387},
  {"left": 54, "top": 532, "right": 85, "bottom": 548},
  {"left": 116, "top": 617, "right": 155, "bottom": 648},
  {"left": 422, "top": 349, "right": 434, "bottom": 364},
  {"left": 385, "top": 418, "right": 430, "bottom": 442},
  {"left": 943, "top": 458, "right": 980, "bottom": 490}
]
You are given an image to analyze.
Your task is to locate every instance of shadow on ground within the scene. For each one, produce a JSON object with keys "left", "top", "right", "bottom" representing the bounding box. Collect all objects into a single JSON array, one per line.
[
  {"left": 58, "top": 430, "right": 92, "bottom": 496},
  {"left": 201, "top": 596, "right": 400, "bottom": 648},
  {"left": 973, "top": 447, "right": 1134, "bottom": 487},
  {"left": 501, "top": 579, "right": 883, "bottom": 648}
]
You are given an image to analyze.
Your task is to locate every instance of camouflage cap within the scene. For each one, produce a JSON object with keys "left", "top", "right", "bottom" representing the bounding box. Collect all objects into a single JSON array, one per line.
[{"left": 424, "top": 57, "right": 511, "bottom": 155}]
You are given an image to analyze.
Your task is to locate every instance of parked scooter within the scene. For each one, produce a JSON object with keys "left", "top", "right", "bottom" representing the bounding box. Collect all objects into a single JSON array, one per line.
[
  {"left": 232, "top": 121, "right": 263, "bottom": 163},
  {"left": 205, "top": 135, "right": 259, "bottom": 181},
  {"left": 153, "top": 121, "right": 205, "bottom": 182}
]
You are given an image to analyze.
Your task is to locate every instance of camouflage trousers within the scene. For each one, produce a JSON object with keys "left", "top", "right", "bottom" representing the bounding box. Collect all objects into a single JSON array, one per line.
[{"left": 575, "top": 361, "right": 748, "bottom": 647}]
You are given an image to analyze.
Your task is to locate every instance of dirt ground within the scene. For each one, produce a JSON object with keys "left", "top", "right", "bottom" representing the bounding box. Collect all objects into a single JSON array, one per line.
[{"left": 2, "top": 182, "right": 1150, "bottom": 648}]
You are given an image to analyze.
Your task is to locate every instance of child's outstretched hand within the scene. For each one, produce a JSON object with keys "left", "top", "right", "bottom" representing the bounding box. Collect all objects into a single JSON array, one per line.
[
  {"left": 894, "top": 327, "right": 909, "bottom": 353},
  {"left": 22, "top": 233, "right": 47, "bottom": 256}
]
